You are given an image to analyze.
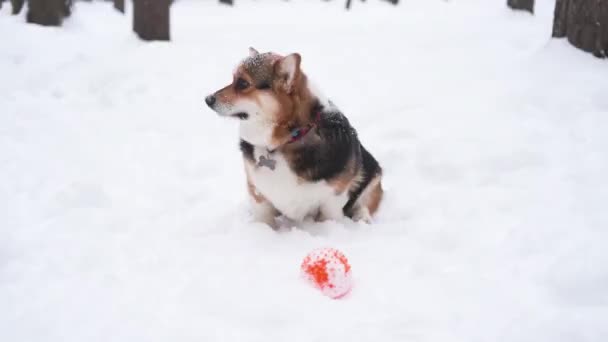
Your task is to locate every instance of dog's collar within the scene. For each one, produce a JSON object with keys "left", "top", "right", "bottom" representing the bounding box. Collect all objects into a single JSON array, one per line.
[
  {"left": 287, "top": 110, "right": 321, "bottom": 144},
  {"left": 266, "top": 110, "right": 322, "bottom": 154}
]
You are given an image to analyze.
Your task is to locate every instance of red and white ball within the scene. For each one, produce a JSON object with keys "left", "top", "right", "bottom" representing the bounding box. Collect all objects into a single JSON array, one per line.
[{"left": 301, "top": 248, "right": 352, "bottom": 299}]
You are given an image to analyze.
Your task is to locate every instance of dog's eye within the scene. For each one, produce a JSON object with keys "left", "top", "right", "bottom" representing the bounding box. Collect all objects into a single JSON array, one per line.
[
  {"left": 235, "top": 78, "right": 250, "bottom": 91},
  {"left": 257, "top": 82, "right": 271, "bottom": 90}
]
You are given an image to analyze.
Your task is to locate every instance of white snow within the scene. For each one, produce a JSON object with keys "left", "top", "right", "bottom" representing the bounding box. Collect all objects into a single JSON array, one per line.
[{"left": 1, "top": 0, "right": 608, "bottom": 341}]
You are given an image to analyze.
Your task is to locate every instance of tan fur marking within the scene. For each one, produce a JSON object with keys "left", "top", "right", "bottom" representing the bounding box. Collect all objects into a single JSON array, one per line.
[
  {"left": 330, "top": 175, "right": 351, "bottom": 195},
  {"left": 364, "top": 176, "right": 383, "bottom": 215},
  {"left": 329, "top": 158, "right": 358, "bottom": 195},
  {"left": 245, "top": 165, "right": 267, "bottom": 204}
]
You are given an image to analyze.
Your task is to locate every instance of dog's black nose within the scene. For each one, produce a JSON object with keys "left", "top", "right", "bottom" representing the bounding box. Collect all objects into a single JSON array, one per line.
[{"left": 205, "top": 95, "right": 216, "bottom": 107}]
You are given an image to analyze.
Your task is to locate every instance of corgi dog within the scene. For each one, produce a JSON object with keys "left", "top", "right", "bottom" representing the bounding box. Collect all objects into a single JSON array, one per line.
[{"left": 205, "top": 48, "right": 382, "bottom": 227}]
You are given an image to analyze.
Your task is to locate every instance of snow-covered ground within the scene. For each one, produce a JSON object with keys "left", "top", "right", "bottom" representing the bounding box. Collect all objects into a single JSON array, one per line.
[{"left": 1, "top": 0, "right": 607, "bottom": 341}]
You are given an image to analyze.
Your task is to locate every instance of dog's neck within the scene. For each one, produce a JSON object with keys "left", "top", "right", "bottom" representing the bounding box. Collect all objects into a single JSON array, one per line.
[{"left": 276, "top": 103, "right": 323, "bottom": 151}]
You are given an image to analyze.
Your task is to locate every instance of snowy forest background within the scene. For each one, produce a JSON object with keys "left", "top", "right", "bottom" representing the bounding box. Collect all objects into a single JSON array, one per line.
[
  {"left": 1, "top": 1, "right": 607, "bottom": 342},
  {"left": 1, "top": 0, "right": 607, "bottom": 57}
]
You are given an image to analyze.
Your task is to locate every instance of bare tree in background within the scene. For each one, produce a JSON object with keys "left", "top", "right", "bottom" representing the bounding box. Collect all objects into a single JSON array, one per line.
[
  {"left": 62, "top": 0, "right": 73, "bottom": 17},
  {"left": 114, "top": 0, "right": 124, "bottom": 13},
  {"left": 12, "top": 0, "right": 25, "bottom": 14},
  {"left": 27, "top": 0, "right": 64, "bottom": 26},
  {"left": 553, "top": 0, "right": 608, "bottom": 58},
  {"left": 2, "top": 0, "right": 26, "bottom": 14},
  {"left": 507, "top": 0, "right": 534, "bottom": 13},
  {"left": 347, "top": 0, "right": 397, "bottom": 10},
  {"left": 133, "top": 0, "right": 171, "bottom": 41}
]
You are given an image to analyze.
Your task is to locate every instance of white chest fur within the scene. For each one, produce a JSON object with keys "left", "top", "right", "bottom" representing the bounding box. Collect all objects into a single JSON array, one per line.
[{"left": 246, "top": 147, "right": 348, "bottom": 221}]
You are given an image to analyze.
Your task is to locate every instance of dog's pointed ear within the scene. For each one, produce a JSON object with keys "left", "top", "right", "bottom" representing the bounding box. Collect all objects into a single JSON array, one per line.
[
  {"left": 249, "top": 47, "right": 260, "bottom": 57},
  {"left": 274, "top": 53, "right": 301, "bottom": 94}
]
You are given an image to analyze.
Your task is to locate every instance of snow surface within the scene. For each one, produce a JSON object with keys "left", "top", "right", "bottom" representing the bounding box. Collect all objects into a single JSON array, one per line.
[{"left": 1, "top": 0, "right": 608, "bottom": 341}]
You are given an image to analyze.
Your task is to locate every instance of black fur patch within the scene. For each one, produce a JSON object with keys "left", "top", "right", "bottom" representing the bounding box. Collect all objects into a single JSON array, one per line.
[
  {"left": 289, "top": 109, "right": 359, "bottom": 181},
  {"left": 239, "top": 139, "right": 255, "bottom": 163}
]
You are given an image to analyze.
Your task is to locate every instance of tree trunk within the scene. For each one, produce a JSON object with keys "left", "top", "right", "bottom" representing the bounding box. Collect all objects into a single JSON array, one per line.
[
  {"left": 133, "top": 0, "right": 171, "bottom": 41},
  {"left": 27, "top": 0, "right": 63, "bottom": 26},
  {"left": 553, "top": 0, "right": 608, "bottom": 58},
  {"left": 507, "top": 0, "right": 534, "bottom": 13},
  {"left": 114, "top": 0, "right": 124, "bottom": 13},
  {"left": 553, "top": 0, "right": 569, "bottom": 37},
  {"left": 10, "top": 0, "right": 25, "bottom": 14},
  {"left": 346, "top": 0, "right": 352, "bottom": 10},
  {"left": 219, "top": 0, "right": 233, "bottom": 5},
  {"left": 62, "top": 0, "right": 73, "bottom": 17}
]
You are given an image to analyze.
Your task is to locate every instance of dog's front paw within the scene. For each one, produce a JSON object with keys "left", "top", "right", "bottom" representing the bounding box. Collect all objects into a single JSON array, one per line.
[
  {"left": 251, "top": 202, "right": 279, "bottom": 229},
  {"left": 256, "top": 215, "right": 278, "bottom": 230},
  {"left": 352, "top": 207, "right": 372, "bottom": 224}
]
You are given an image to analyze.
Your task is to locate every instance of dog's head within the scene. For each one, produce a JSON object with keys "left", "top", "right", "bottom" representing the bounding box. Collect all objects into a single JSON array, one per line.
[{"left": 205, "top": 48, "right": 314, "bottom": 148}]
